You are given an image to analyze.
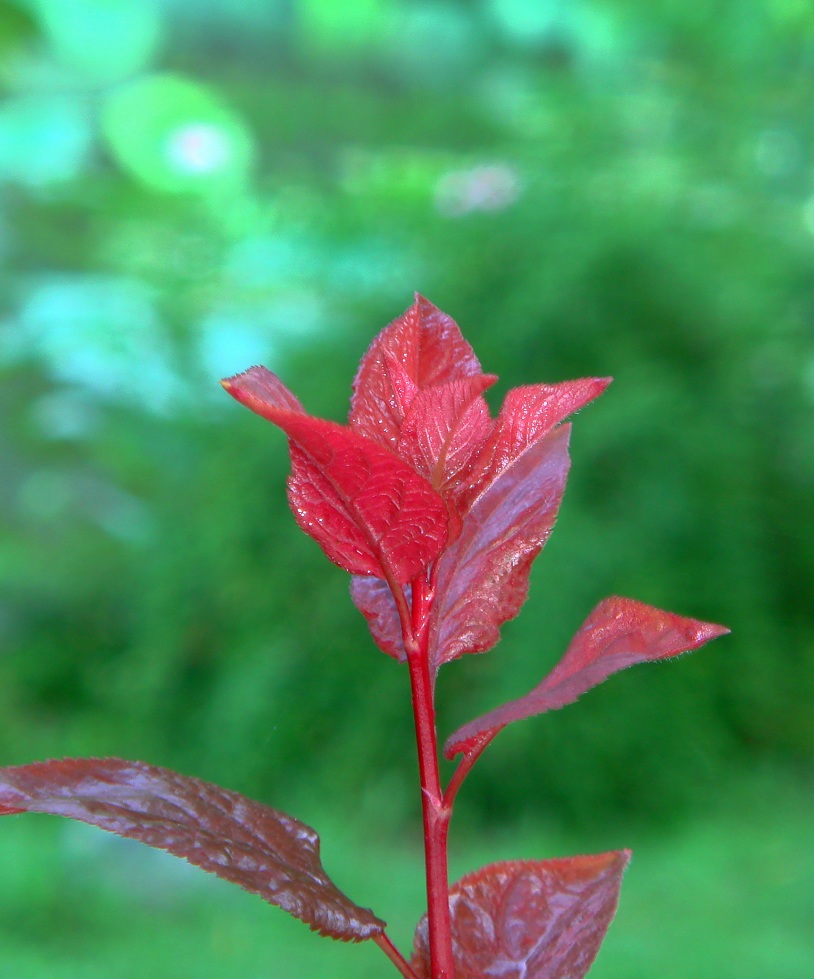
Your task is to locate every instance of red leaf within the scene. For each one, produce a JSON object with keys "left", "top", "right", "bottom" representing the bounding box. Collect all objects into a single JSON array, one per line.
[
  {"left": 428, "top": 425, "right": 572, "bottom": 669},
  {"left": 349, "top": 576, "right": 407, "bottom": 661},
  {"left": 219, "top": 364, "right": 306, "bottom": 417},
  {"left": 350, "top": 295, "right": 485, "bottom": 451},
  {"left": 446, "top": 597, "right": 730, "bottom": 756},
  {"left": 411, "top": 851, "right": 631, "bottom": 979},
  {"left": 0, "top": 758, "right": 385, "bottom": 942},
  {"left": 464, "top": 377, "right": 611, "bottom": 507},
  {"left": 397, "top": 375, "right": 497, "bottom": 497},
  {"left": 223, "top": 369, "right": 448, "bottom": 583}
]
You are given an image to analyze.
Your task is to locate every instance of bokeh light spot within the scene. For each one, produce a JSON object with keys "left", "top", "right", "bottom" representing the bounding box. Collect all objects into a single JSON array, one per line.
[
  {"left": 32, "top": 0, "right": 162, "bottom": 82},
  {"left": 17, "top": 275, "right": 181, "bottom": 412},
  {"left": 165, "top": 123, "right": 232, "bottom": 176},
  {"left": 434, "top": 163, "right": 522, "bottom": 217},
  {"left": 102, "top": 74, "right": 254, "bottom": 193},
  {"left": 0, "top": 94, "right": 92, "bottom": 187},
  {"left": 300, "top": 0, "right": 394, "bottom": 53},
  {"left": 486, "top": 0, "right": 561, "bottom": 45}
]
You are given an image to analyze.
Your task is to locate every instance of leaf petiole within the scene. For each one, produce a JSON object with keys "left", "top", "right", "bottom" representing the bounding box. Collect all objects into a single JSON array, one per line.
[
  {"left": 442, "top": 730, "right": 497, "bottom": 811},
  {"left": 374, "top": 933, "right": 421, "bottom": 979}
]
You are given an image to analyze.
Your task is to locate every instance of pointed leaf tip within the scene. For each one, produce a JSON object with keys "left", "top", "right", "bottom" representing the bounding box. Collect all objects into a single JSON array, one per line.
[
  {"left": 222, "top": 365, "right": 449, "bottom": 582},
  {"left": 221, "top": 365, "right": 306, "bottom": 418},
  {"left": 0, "top": 757, "right": 385, "bottom": 942},
  {"left": 464, "top": 375, "right": 612, "bottom": 505},
  {"left": 350, "top": 297, "right": 485, "bottom": 451},
  {"left": 446, "top": 597, "right": 728, "bottom": 756}
]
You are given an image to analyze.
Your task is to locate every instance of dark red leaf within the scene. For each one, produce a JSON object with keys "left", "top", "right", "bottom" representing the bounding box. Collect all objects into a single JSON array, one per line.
[
  {"left": 428, "top": 425, "right": 571, "bottom": 669},
  {"left": 0, "top": 758, "right": 385, "bottom": 942},
  {"left": 463, "top": 377, "right": 611, "bottom": 507},
  {"left": 349, "top": 576, "right": 407, "bottom": 661},
  {"left": 411, "top": 851, "right": 631, "bottom": 979},
  {"left": 446, "top": 597, "right": 730, "bottom": 756},
  {"left": 397, "top": 375, "right": 496, "bottom": 497},
  {"left": 223, "top": 370, "right": 448, "bottom": 583},
  {"left": 350, "top": 295, "right": 485, "bottom": 451}
]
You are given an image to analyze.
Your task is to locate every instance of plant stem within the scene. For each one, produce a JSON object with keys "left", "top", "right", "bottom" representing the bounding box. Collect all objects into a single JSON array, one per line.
[
  {"left": 407, "top": 576, "right": 455, "bottom": 979},
  {"left": 374, "top": 933, "right": 421, "bottom": 979}
]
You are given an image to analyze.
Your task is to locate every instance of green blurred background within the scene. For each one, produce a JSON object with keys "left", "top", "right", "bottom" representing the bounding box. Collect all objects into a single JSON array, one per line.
[{"left": 1, "top": 0, "right": 812, "bottom": 975}]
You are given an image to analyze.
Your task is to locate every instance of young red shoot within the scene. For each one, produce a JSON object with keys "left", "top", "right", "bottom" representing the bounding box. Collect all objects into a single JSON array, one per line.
[{"left": 0, "top": 296, "right": 728, "bottom": 978}]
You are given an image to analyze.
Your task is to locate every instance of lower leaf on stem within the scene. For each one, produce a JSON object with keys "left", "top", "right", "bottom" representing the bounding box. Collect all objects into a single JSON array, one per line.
[{"left": 411, "top": 851, "right": 631, "bottom": 979}]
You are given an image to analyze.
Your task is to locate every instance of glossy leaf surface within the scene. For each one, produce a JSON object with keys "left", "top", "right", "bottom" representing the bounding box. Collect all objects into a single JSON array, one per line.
[
  {"left": 429, "top": 425, "right": 572, "bottom": 669},
  {"left": 350, "top": 295, "right": 485, "bottom": 451},
  {"left": 411, "top": 851, "right": 630, "bottom": 979},
  {"left": 0, "top": 758, "right": 385, "bottom": 942},
  {"left": 224, "top": 370, "right": 449, "bottom": 582},
  {"left": 447, "top": 597, "right": 730, "bottom": 756}
]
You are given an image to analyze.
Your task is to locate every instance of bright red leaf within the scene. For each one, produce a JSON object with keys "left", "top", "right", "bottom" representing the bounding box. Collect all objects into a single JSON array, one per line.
[
  {"left": 428, "top": 425, "right": 572, "bottom": 669},
  {"left": 396, "top": 375, "right": 496, "bottom": 498},
  {"left": 223, "top": 368, "right": 448, "bottom": 583},
  {"left": 446, "top": 597, "right": 730, "bottom": 756},
  {"left": 0, "top": 758, "right": 385, "bottom": 942},
  {"left": 219, "top": 364, "right": 306, "bottom": 417},
  {"left": 411, "top": 851, "right": 631, "bottom": 979},
  {"left": 350, "top": 295, "right": 486, "bottom": 451}
]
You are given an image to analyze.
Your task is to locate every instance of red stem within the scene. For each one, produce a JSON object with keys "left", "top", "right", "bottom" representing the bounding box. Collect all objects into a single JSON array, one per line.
[
  {"left": 407, "top": 575, "right": 455, "bottom": 979},
  {"left": 374, "top": 933, "right": 421, "bottom": 979}
]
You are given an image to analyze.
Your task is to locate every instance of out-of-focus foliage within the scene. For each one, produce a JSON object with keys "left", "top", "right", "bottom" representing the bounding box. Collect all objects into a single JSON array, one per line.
[{"left": 1, "top": 0, "right": 813, "bottom": 835}]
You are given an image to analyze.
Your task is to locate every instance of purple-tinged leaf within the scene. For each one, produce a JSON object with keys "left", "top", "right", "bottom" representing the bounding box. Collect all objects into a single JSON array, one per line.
[
  {"left": 464, "top": 377, "right": 611, "bottom": 507},
  {"left": 446, "top": 597, "right": 730, "bottom": 756},
  {"left": 350, "top": 576, "right": 407, "bottom": 661},
  {"left": 411, "top": 851, "right": 631, "bottom": 979},
  {"left": 397, "top": 375, "right": 497, "bottom": 498},
  {"left": 350, "top": 295, "right": 485, "bottom": 451},
  {"left": 0, "top": 758, "right": 385, "bottom": 942},
  {"left": 223, "top": 372, "right": 448, "bottom": 583},
  {"left": 428, "top": 425, "right": 571, "bottom": 669}
]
